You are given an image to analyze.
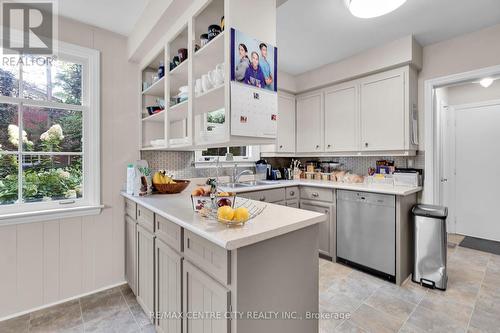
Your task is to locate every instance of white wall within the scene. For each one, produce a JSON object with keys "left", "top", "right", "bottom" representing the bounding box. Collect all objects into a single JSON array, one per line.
[
  {"left": 418, "top": 23, "right": 500, "bottom": 149},
  {"left": 277, "top": 70, "right": 297, "bottom": 93},
  {"left": 446, "top": 80, "right": 500, "bottom": 106},
  {"left": 0, "top": 17, "right": 140, "bottom": 319},
  {"left": 293, "top": 35, "right": 422, "bottom": 93}
]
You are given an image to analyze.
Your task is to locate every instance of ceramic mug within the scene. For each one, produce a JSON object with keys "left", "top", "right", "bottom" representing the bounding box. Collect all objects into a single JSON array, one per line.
[
  {"left": 216, "top": 63, "right": 225, "bottom": 82},
  {"left": 208, "top": 69, "right": 223, "bottom": 87},
  {"left": 200, "top": 33, "right": 209, "bottom": 47},
  {"left": 195, "top": 78, "right": 202, "bottom": 96},
  {"left": 201, "top": 74, "right": 212, "bottom": 92},
  {"left": 178, "top": 48, "right": 188, "bottom": 62},
  {"left": 208, "top": 24, "right": 221, "bottom": 41}
]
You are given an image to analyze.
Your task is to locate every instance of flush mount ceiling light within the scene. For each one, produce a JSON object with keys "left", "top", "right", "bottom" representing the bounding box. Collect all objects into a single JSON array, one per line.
[
  {"left": 479, "top": 77, "right": 494, "bottom": 88},
  {"left": 344, "top": 0, "right": 407, "bottom": 18}
]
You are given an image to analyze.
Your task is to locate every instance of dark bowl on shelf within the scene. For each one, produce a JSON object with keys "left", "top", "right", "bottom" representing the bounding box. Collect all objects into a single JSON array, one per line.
[{"left": 146, "top": 106, "right": 163, "bottom": 115}]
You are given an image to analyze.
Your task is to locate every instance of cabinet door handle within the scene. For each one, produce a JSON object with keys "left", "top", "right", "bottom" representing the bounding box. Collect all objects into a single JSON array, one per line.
[
  {"left": 324, "top": 209, "right": 329, "bottom": 215},
  {"left": 315, "top": 145, "right": 320, "bottom": 149},
  {"left": 365, "top": 142, "right": 369, "bottom": 147},
  {"left": 259, "top": 196, "right": 266, "bottom": 201},
  {"left": 327, "top": 144, "right": 331, "bottom": 149},
  {"left": 279, "top": 145, "right": 283, "bottom": 149},
  {"left": 312, "top": 192, "right": 319, "bottom": 197},
  {"left": 289, "top": 191, "right": 295, "bottom": 196}
]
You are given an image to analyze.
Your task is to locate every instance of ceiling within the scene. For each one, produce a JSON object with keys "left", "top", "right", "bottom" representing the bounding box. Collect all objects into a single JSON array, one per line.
[
  {"left": 278, "top": 0, "right": 500, "bottom": 75},
  {"left": 58, "top": 0, "right": 149, "bottom": 36}
]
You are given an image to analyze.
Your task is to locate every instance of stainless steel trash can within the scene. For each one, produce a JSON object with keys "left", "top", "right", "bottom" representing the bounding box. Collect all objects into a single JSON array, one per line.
[{"left": 412, "top": 204, "right": 448, "bottom": 290}]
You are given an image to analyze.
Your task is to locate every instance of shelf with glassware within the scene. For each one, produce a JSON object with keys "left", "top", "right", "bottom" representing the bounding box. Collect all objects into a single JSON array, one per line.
[
  {"left": 137, "top": 0, "right": 277, "bottom": 151},
  {"left": 164, "top": 24, "right": 192, "bottom": 148},
  {"left": 141, "top": 49, "right": 166, "bottom": 150}
]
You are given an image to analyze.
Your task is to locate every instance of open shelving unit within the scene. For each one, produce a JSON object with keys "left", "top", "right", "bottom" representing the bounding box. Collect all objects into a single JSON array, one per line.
[
  {"left": 165, "top": 24, "right": 190, "bottom": 147},
  {"left": 138, "top": 0, "right": 277, "bottom": 151},
  {"left": 141, "top": 49, "right": 166, "bottom": 150}
]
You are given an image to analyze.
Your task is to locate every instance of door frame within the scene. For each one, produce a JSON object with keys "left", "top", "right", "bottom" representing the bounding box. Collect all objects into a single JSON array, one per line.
[{"left": 423, "top": 64, "right": 500, "bottom": 204}]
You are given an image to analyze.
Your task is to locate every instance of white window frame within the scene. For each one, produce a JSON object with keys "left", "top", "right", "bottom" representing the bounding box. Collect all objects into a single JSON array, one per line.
[
  {"left": 0, "top": 40, "right": 101, "bottom": 225},
  {"left": 194, "top": 146, "right": 260, "bottom": 168}
]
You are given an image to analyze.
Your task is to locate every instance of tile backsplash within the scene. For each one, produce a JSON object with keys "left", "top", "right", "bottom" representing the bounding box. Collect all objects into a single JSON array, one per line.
[
  {"left": 141, "top": 151, "right": 425, "bottom": 179},
  {"left": 266, "top": 152, "right": 425, "bottom": 175},
  {"left": 141, "top": 151, "right": 254, "bottom": 179}
]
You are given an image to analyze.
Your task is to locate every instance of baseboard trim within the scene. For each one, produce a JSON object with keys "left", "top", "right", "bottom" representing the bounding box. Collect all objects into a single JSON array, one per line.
[{"left": 0, "top": 281, "right": 127, "bottom": 322}]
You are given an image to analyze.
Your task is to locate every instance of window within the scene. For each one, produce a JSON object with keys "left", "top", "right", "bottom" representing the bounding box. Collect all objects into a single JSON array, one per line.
[
  {"left": 0, "top": 42, "right": 100, "bottom": 221},
  {"left": 195, "top": 146, "right": 260, "bottom": 166}
]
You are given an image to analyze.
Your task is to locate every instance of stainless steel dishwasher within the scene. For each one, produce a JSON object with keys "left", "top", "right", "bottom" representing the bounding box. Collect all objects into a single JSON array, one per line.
[{"left": 337, "top": 190, "right": 396, "bottom": 281}]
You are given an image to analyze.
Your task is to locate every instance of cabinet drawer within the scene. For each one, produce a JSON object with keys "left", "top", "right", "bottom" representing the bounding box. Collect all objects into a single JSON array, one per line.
[
  {"left": 285, "top": 186, "right": 299, "bottom": 200},
  {"left": 155, "top": 215, "right": 182, "bottom": 253},
  {"left": 125, "top": 198, "right": 137, "bottom": 220},
  {"left": 184, "top": 230, "right": 229, "bottom": 285},
  {"left": 137, "top": 205, "right": 154, "bottom": 232},
  {"left": 300, "top": 187, "right": 334, "bottom": 202},
  {"left": 242, "top": 188, "right": 286, "bottom": 203}
]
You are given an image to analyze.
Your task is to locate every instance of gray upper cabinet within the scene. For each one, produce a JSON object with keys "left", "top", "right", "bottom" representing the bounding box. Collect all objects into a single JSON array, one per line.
[
  {"left": 156, "top": 239, "right": 182, "bottom": 333},
  {"left": 296, "top": 92, "right": 323, "bottom": 153},
  {"left": 125, "top": 215, "right": 137, "bottom": 295},
  {"left": 360, "top": 67, "right": 407, "bottom": 151},
  {"left": 276, "top": 93, "right": 296, "bottom": 153},
  {"left": 183, "top": 261, "right": 230, "bottom": 333},
  {"left": 137, "top": 224, "right": 155, "bottom": 321},
  {"left": 324, "top": 82, "right": 359, "bottom": 152}
]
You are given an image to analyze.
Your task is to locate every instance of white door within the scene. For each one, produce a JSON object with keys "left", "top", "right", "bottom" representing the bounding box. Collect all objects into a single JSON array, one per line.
[
  {"left": 276, "top": 93, "right": 296, "bottom": 153},
  {"left": 296, "top": 92, "right": 323, "bottom": 152},
  {"left": 324, "top": 82, "right": 359, "bottom": 152},
  {"left": 360, "top": 69, "right": 405, "bottom": 151},
  {"left": 453, "top": 100, "right": 500, "bottom": 241}
]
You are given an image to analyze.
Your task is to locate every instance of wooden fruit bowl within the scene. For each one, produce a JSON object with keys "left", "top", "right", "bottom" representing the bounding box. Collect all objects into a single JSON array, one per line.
[{"left": 153, "top": 180, "right": 190, "bottom": 194}]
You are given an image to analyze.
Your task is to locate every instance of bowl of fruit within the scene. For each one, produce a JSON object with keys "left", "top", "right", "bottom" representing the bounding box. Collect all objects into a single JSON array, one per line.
[
  {"left": 217, "top": 205, "right": 251, "bottom": 226},
  {"left": 153, "top": 170, "right": 190, "bottom": 194}
]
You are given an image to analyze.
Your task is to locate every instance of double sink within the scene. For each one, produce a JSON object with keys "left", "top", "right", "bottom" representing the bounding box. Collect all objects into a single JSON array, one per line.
[{"left": 221, "top": 180, "right": 281, "bottom": 189}]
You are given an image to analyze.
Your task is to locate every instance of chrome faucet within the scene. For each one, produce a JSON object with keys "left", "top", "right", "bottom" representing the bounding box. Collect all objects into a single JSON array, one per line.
[{"left": 232, "top": 165, "right": 254, "bottom": 183}]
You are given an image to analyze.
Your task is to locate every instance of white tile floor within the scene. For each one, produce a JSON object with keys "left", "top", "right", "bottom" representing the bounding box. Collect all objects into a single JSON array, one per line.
[
  {"left": 1, "top": 234, "right": 498, "bottom": 333},
  {"left": 319, "top": 235, "right": 500, "bottom": 332}
]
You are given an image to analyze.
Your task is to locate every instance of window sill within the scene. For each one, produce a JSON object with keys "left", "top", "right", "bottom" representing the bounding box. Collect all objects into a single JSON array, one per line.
[{"left": 0, "top": 205, "right": 104, "bottom": 226}]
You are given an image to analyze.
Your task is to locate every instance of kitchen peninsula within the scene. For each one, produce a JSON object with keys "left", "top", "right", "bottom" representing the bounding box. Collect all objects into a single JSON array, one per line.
[{"left": 122, "top": 183, "right": 325, "bottom": 333}]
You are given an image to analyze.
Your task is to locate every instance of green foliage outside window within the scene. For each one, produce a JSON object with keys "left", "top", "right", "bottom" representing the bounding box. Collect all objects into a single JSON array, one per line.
[{"left": 0, "top": 61, "right": 83, "bottom": 205}]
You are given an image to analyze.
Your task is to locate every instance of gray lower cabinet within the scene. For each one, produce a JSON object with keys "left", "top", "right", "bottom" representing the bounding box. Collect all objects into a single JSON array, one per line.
[
  {"left": 183, "top": 260, "right": 230, "bottom": 333},
  {"left": 300, "top": 200, "right": 335, "bottom": 258},
  {"left": 156, "top": 239, "right": 182, "bottom": 333},
  {"left": 137, "top": 224, "right": 155, "bottom": 320},
  {"left": 125, "top": 215, "right": 137, "bottom": 294}
]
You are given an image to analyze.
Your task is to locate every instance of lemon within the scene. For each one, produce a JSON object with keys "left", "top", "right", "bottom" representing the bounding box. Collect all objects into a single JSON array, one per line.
[
  {"left": 217, "top": 206, "right": 235, "bottom": 221},
  {"left": 233, "top": 207, "right": 250, "bottom": 222}
]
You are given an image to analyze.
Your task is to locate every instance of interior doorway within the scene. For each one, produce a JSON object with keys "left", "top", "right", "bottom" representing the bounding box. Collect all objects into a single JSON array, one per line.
[{"left": 434, "top": 79, "right": 500, "bottom": 241}]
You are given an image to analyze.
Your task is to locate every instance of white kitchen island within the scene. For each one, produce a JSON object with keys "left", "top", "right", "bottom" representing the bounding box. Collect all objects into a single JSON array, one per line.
[{"left": 122, "top": 185, "right": 325, "bottom": 333}]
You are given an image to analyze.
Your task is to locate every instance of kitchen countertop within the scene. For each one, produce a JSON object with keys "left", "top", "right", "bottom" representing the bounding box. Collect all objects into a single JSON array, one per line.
[
  {"left": 220, "top": 179, "right": 422, "bottom": 196},
  {"left": 121, "top": 185, "right": 325, "bottom": 250}
]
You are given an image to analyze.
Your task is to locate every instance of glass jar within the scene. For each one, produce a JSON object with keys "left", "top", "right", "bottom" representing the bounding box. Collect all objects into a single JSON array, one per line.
[{"left": 306, "top": 161, "right": 317, "bottom": 173}]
